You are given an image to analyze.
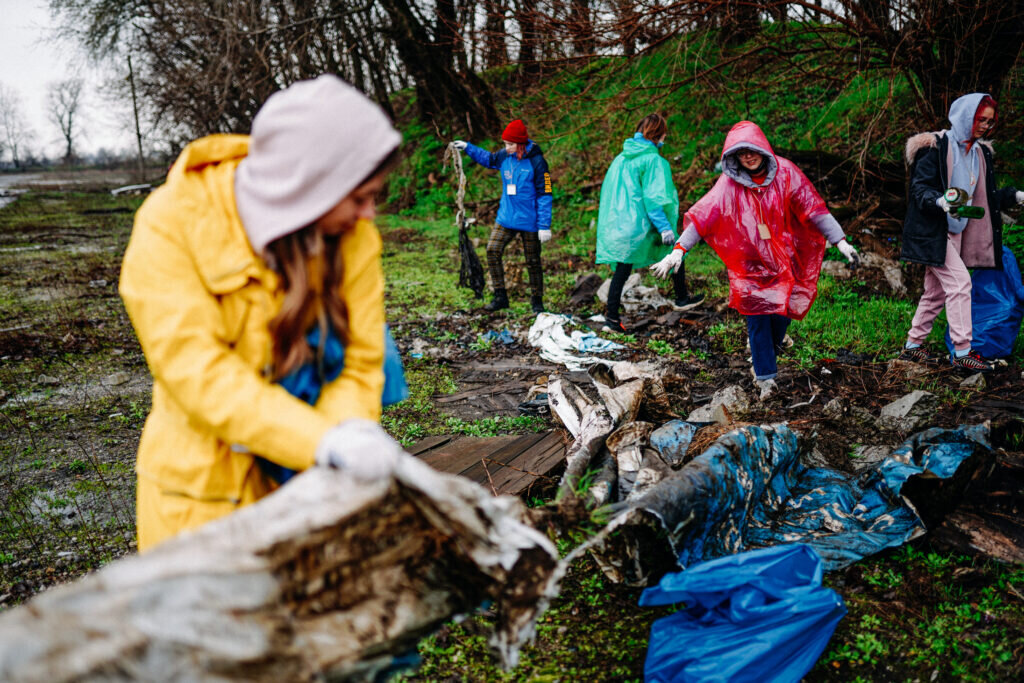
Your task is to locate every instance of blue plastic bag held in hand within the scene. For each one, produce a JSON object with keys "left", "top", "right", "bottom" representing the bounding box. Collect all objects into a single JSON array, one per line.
[
  {"left": 944, "top": 246, "right": 1024, "bottom": 359},
  {"left": 640, "top": 545, "right": 846, "bottom": 683},
  {"left": 258, "top": 323, "right": 408, "bottom": 484}
]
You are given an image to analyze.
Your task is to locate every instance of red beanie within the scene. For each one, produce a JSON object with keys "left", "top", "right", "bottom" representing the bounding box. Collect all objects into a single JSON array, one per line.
[{"left": 502, "top": 119, "right": 528, "bottom": 144}]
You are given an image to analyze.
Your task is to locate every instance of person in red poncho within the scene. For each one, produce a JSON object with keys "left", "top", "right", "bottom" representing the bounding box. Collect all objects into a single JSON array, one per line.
[{"left": 652, "top": 121, "right": 859, "bottom": 399}]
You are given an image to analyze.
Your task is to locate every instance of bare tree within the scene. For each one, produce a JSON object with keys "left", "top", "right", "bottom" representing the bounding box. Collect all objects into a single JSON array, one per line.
[
  {"left": 0, "top": 84, "right": 31, "bottom": 168},
  {"left": 47, "top": 78, "right": 84, "bottom": 164}
]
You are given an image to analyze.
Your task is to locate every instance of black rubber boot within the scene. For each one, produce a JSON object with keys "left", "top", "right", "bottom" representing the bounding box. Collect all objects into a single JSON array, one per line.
[
  {"left": 484, "top": 289, "right": 509, "bottom": 312},
  {"left": 530, "top": 296, "right": 545, "bottom": 313}
]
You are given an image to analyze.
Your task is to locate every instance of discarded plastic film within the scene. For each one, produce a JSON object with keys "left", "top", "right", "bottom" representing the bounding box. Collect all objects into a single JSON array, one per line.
[
  {"left": 548, "top": 371, "right": 996, "bottom": 584},
  {"left": 0, "top": 457, "right": 561, "bottom": 682},
  {"left": 640, "top": 544, "right": 846, "bottom": 683}
]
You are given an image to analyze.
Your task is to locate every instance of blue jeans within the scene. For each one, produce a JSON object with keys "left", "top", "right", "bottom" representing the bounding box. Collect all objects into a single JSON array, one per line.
[{"left": 746, "top": 314, "right": 791, "bottom": 380}]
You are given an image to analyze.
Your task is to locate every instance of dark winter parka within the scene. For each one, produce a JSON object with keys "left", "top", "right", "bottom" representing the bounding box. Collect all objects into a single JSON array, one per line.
[{"left": 901, "top": 132, "right": 1016, "bottom": 269}]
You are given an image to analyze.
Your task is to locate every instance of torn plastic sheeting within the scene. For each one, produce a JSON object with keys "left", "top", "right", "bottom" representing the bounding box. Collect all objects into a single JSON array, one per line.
[
  {"left": 596, "top": 272, "right": 673, "bottom": 313},
  {"left": 0, "top": 456, "right": 562, "bottom": 681},
  {"left": 527, "top": 313, "right": 623, "bottom": 371},
  {"left": 481, "top": 329, "right": 517, "bottom": 345},
  {"left": 596, "top": 422, "right": 991, "bottom": 584},
  {"left": 640, "top": 544, "right": 846, "bottom": 683}
]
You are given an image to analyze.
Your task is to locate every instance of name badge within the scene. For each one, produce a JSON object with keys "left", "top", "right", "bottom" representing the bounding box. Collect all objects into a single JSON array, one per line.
[
  {"left": 507, "top": 183, "right": 517, "bottom": 195},
  {"left": 757, "top": 223, "right": 771, "bottom": 240}
]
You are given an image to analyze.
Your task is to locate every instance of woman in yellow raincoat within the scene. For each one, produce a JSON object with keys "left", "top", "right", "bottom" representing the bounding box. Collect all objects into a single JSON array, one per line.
[{"left": 120, "top": 75, "right": 407, "bottom": 551}]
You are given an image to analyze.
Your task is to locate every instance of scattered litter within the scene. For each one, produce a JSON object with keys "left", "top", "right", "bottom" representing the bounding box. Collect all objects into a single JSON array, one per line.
[
  {"left": 686, "top": 384, "right": 749, "bottom": 423},
  {"left": 481, "top": 329, "right": 517, "bottom": 345},
  {"left": 878, "top": 390, "right": 938, "bottom": 430},
  {"left": 110, "top": 183, "right": 151, "bottom": 196},
  {"left": 959, "top": 373, "right": 986, "bottom": 390},
  {"left": 569, "top": 273, "right": 604, "bottom": 308},
  {"left": 518, "top": 394, "right": 550, "bottom": 416},
  {"left": 640, "top": 545, "right": 845, "bottom": 683},
  {"left": 528, "top": 313, "right": 624, "bottom": 371},
  {"left": 596, "top": 273, "right": 672, "bottom": 312}
]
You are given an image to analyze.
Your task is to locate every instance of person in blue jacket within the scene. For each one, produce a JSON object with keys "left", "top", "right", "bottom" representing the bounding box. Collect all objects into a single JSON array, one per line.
[{"left": 454, "top": 118, "right": 553, "bottom": 313}]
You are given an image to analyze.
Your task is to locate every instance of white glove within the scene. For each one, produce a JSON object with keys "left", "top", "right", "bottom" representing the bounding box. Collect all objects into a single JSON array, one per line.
[
  {"left": 660, "top": 230, "right": 676, "bottom": 245},
  {"left": 1016, "top": 190, "right": 1024, "bottom": 204},
  {"left": 315, "top": 419, "right": 404, "bottom": 482},
  {"left": 538, "top": 229, "right": 552, "bottom": 243},
  {"left": 452, "top": 140, "right": 468, "bottom": 151},
  {"left": 651, "top": 249, "right": 685, "bottom": 278},
  {"left": 836, "top": 239, "right": 860, "bottom": 265},
  {"left": 937, "top": 196, "right": 952, "bottom": 213}
]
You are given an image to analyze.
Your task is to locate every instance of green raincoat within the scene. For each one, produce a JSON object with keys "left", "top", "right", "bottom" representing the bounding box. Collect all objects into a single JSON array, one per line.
[{"left": 596, "top": 135, "right": 680, "bottom": 267}]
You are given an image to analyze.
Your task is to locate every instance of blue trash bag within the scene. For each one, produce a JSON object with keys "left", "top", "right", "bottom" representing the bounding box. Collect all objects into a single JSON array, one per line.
[
  {"left": 639, "top": 544, "right": 846, "bottom": 683},
  {"left": 945, "top": 246, "right": 1024, "bottom": 358}
]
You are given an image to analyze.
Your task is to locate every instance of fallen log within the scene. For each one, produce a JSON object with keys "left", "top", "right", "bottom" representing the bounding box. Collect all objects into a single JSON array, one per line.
[{"left": 0, "top": 457, "right": 561, "bottom": 682}]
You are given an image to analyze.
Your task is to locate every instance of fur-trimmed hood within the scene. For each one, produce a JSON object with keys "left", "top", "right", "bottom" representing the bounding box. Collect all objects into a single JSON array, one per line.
[{"left": 904, "top": 132, "right": 993, "bottom": 165}]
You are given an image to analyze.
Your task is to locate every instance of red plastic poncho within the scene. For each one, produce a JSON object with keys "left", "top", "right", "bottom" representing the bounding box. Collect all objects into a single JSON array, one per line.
[{"left": 684, "top": 121, "right": 829, "bottom": 320}]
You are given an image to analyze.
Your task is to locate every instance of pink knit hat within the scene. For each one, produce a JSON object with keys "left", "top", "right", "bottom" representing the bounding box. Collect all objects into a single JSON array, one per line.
[{"left": 235, "top": 75, "right": 402, "bottom": 254}]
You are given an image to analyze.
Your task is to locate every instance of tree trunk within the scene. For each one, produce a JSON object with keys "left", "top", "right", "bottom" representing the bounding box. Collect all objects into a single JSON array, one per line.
[
  {"left": 484, "top": 0, "right": 507, "bottom": 68},
  {"left": 569, "top": 0, "right": 595, "bottom": 56},
  {"left": 514, "top": 0, "right": 541, "bottom": 80}
]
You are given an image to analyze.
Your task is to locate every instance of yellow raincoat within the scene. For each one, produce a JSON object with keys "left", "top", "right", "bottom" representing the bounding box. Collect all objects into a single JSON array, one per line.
[{"left": 119, "top": 135, "right": 385, "bottom": 551}]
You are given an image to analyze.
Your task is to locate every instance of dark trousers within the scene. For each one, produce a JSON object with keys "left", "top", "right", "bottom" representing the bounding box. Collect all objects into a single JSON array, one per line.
[
  {"left": 606, "top": 262, "right": 688, "bottom": 321},
  {"left": 746, "top": 313, "right": 791, "bottom": 380},
  {"left": 486, "top": 225, "right": 543, "bottom": 297}
]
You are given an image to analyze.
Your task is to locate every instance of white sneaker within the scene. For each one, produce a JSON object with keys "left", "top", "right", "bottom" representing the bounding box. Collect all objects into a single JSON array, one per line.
[{"left": 756, "top": 378, "right": 778, "bottom": 401}]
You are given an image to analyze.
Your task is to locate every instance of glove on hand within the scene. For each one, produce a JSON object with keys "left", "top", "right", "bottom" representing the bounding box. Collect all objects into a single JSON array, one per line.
[
  {"left": 452, "top": 140, "right": 468, "bottom": 151},
  {"left": 315, "top": 419, "right": 404, "bottom": 483},
  {"left": 1016, "top": 190, "right": 1024, "bottom": 205},
  {"left": 837, "top": 239, "right": 860, "bottom": 266},
  {"left": 538, "top": 229, "right": 552, "bottom": 243},
  {"left": 660, "top": 230, "right": 676, "bottom": 245},
  {"left": 651, "top": 249, "right": 685, "bottom": 279},
  {"left": 937, "top": 196, "right": 952, "bottom": 213}
]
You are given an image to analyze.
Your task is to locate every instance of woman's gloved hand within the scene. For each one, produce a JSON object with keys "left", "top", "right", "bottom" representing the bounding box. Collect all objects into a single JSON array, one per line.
[
  {"left": 315, "top": 419, "right": 405, "bottom": 482},
  {"left": 937, "top": 196, "right": 952, "bottom": 213},
  {"left": 651, "top": 248, "right": 685, "bottom": 278},
  {"left": 538, "top": 229, "right": 552, "bottom": 243},
  {"left": 1016, "top": 190, "right": 1024, "bottom": 205},
  {"left": 452, "top": 140, "right": 468, "bottom": 151},
  {"left": 660, "top": 230, "right": 675, "bottom": 245},
  {"left": 837, "top": 239, "right": 860, "bottom": 265}
]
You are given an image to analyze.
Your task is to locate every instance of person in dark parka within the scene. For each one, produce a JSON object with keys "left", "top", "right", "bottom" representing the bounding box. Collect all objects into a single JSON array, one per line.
[{"left": 899, "top": 93, "right": 1024, "bottom": 372}]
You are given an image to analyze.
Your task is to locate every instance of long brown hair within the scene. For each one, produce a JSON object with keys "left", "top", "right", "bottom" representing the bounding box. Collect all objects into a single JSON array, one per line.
[
  {"left": 264, "top": 147, "right": 400, "bottom": 380},
  {"left": 636, "top": 113, "right": 667, "bottom": 143}
]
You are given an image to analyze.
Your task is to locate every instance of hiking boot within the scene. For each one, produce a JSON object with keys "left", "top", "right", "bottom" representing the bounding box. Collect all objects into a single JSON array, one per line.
[
  {"left": 898, "top": 346, "right": 937, "bottom": 364},
  {"left": 671, "top": 293, "right": 705, "bottom": 311},
  {"left": 530, "top": 295, "right": 546, "bottom": 314},
  {"left": 602, "top": 317, "right": 627, "bottom": 334},
  {"left": 950, "top": 350, "right": 994, "bottom": 373},
  {"left": 484, "top": 289, "right": 509, "bottom": 312},
  {"left": 756, "top": 378, "right": 778, "bottom": 401}
]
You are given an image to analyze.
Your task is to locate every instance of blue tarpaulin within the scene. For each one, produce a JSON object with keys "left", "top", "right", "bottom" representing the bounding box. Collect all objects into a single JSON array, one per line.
[
  {"left": 640, "top": 544, "right": 846, "bottom": 683},
  {"left": 945, "top": 246, "right": 1024, "bottom": 359},
  {"left": 626, "top": 422, "right": 990, "bottom": 573}
]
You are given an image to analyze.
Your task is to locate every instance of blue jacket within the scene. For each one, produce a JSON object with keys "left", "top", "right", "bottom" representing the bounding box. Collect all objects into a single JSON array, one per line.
[{"left": 464, "top": 140, "right": 553, "bottom": 232}]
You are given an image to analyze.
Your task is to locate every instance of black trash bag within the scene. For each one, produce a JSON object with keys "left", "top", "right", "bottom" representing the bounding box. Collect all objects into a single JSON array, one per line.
[{"left": 458, "top": 215, "right": 486, "bottom": 299}]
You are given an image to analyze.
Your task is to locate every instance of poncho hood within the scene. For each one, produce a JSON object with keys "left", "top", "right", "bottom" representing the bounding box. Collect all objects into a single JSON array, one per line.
[{"left": 721, "top": 121, "right": 779, "bottom": 188}]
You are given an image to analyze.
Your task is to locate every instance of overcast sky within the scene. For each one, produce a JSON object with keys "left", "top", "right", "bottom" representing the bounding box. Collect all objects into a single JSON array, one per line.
[{"left": 0, "top": 0, "right": 133, "bottom": 160}]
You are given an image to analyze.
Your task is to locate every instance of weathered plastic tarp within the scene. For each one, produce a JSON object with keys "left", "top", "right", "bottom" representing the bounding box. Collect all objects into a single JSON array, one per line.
[
  {"left": 945, "top": 245, "right": 1024, "bottom": 358},
  {"left": 640, "top": 544, "right": 846, "bottom": 683},
  {"left": 597, "top": 421, "right": 991, "bottom": 583}
]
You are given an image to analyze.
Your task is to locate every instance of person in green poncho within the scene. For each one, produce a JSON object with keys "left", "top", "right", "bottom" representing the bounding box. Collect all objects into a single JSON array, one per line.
[{"left": 596, "top": 114, "right": 703, "bottom": 332}]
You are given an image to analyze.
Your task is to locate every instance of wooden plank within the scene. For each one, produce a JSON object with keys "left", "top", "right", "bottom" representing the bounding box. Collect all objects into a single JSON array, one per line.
[
  {"left": 417, "top": 435, "right": 518, "bottom": 477},
  {"left": 434, "top": 381, "right": 529, "bottom": 404},
  {"left": 406, "top": 434, "right": 454, "bottom": 456},
  {"left": 490, "top": 433, "right": 566, "bottom": 494},
  {"left": 459, "top": 432, "right": 550, "bottom": 491}
]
